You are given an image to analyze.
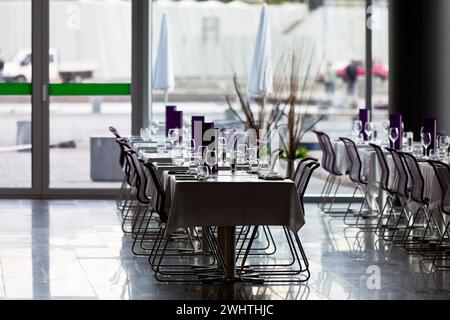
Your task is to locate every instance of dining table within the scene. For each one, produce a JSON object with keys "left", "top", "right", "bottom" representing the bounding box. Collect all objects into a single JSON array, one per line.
[
  {"left": 129, "top": 137, "right": 305, "bottom": 281},
  {"left": 158, "top": 170, "right": 304, "bottom": 280}
]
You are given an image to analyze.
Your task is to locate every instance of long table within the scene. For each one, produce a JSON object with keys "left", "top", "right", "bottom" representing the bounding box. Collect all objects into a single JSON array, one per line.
[{"left": 132, "top": 143, "right": 305, "bottom": 280}]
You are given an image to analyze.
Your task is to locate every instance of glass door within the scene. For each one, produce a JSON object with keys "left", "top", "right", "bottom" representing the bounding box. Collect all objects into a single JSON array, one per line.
[
  {"left": 47, "top": 0, "right": 132, "bottom": 192},
  {"left": 0, "top": 0, "right": 33, "bottom": 192}
]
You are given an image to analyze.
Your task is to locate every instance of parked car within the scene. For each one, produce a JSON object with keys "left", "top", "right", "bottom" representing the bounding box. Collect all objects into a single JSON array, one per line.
[
  {"left": 2, "top": 48, "right": 97, "bottom": 83},
  {"left": 336, "top": 60, "right": 388, "bottom": 81},
  {"left": 318, "top": 60, "right": 388, "bottom": 82}
]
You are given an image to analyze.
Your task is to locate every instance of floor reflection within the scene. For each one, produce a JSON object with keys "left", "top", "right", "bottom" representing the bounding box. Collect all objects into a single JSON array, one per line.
[{"left": 0, "top": 200, "right": 448, "bottom": 299}]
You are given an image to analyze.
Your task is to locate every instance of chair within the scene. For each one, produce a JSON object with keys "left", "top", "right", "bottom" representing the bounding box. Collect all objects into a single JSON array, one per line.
[
  {"left": 426, "top": 160, "right": 450, "bottom": 268},
  {"left": 370, "top": 144, "right": 399, "bottom": 237},
  {"left": 237, "top": 160, "right": 320, "bottom": 283},
  {"left": 339, "top": 137, "right": 374, "bottom": 227},
  {"left": 399, "top": 152, "right": 437, "bottom": 252},
  {"left": 382, "top": 148, "right": 412, "bottom": 243},
  {"left": 142, "top": 162, "right": 223, "bottom": 282},
  {"left": 109, "top": 126, "right": 121, "bottom": 138},
  {"left": 313, "top": 131, "right": 346, "bottom": 214}
]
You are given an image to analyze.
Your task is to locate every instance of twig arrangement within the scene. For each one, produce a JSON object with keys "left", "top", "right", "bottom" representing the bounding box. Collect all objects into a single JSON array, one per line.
[{"left": 226, "top": 44, "right": 324, "bottom": 163}]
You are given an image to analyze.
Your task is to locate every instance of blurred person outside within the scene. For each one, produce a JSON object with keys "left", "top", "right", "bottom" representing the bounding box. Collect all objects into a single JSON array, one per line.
[
  {"left": 324, "top": 62, "right": 336, "bottom": 96},
  {"left": 345, "top": 60, "right": 358, "bottom": 95},
  {"left": 0, "top": 50, "right": 4, "bottom": 82}
]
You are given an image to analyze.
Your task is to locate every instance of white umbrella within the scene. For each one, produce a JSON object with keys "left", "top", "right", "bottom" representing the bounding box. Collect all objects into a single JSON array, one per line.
[
  {"left": 153, "top": 12, "right": 174, "bottom": 106},
  {"left": 248, "top": 3, "right": 273, "bottom": 96}
]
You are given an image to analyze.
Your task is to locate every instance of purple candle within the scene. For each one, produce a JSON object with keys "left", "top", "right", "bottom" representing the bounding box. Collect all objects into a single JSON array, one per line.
[
  {"left": 165, "top": 105, "right": 177, "bottom": 137},
  {"left": 359, "top": 109, "right": 370, "bottom": 140},
  {"left": 389, "top": 113, "right": 403, "bottom": 150},
  {"left": 192, "top": 116, "right": 204, "bottom": 152}
]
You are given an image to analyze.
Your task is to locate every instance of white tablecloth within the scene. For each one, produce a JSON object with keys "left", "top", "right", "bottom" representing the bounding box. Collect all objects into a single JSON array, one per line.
[
  {"left": 333, "top": 141, "right": 443, "bottom": 211},
  {"left": 161, "top": 171, "right": 304, "bottom": 236}
]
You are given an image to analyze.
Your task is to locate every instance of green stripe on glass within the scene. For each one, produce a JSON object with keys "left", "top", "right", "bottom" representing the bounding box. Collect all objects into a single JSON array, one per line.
[
  {"left": 0, "top": 83, "right": 32, "bottom": 95},
  {"left": 49, "top": 83, "right": 131, "bottom": 96}
]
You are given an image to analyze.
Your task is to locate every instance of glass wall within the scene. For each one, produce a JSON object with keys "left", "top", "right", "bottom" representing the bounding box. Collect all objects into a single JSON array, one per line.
[
  {"left": 49, "top": 0, "right": 131, "bottom": 189},
  {"left": 0, "top": 0, "right": 32, "bottom": 188},
  {"left": 150, "top": 0, "right": 379, "bottom": 195}
]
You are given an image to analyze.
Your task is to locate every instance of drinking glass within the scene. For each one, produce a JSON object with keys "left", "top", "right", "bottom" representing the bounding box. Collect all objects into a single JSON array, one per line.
[
  {"left": 168, "top": 128, "right": 180, "bottom": 147},
  {"left": 150, "top": 120, "right": 159, "bottom": 135},
  {"left": 197, "top": 146, "right": 208, "bottom": 161},
  {"left": 196, "top": 165, "right": 209, "bottom": 181},
  {"left": 439, "top": 135, "right": 449, "bottom": 158},
  {"left": 413, "top": 145, "right": 423, "bottom": 157},
  {"left": 405, "top": 132, "right": 414, "bottom": 152},
  {"left": 247, "top": 148, "right": 258, "bottom": 173},
  {"left": 156, "top": 143, "right": 166, "bottom": 154},
  {"left": 429, "top": 149, "right": 439, "bottom": 160},
  {"left": 258, "top": 158, "right": 270, "bottom": 177},
  {"left": 389, "top": 127, "right": 399, "bottom": 148},
  {"left": 205, "top": 150, "right": 218, "bottom": 181},
  {"left": 140, "top": 128, "right": 151, "bottom": 142},
  {"left": 421, "top": 132, "right": 431, "bottom": 158},
  {"left": 364, "top": 122, "right": 374, "bottom": 142},
  {"left": 353, "top": 120, "right": 363, "bottom": 139},
  {"left": 171, "top": 147, "right": 184, "bottom": 166},
  {"left": 218, "top": 137, "right": 227, "bottom": 165}
]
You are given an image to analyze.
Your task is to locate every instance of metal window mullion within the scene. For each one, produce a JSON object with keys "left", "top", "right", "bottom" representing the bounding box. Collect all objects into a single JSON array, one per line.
[
  {"left": 131, "top": 0, "right": 149, "bottom": 135},
  {"left": 32, "top": 0, "right": 50, "bottom": 196}
]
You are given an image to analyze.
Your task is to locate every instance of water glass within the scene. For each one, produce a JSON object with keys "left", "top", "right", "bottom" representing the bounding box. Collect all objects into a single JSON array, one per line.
[
  {"left": 168, "top": 128, "right": 180, "bottom": 147},
  {"left": 205, "top": 150, "right": 218, "bottom": 179},
  {"left": 429, "top": 149, "right": 439, "bottom": 160},
  {"left": 439, "top": 135, "right": 449, "bottom": 157},
  {"left": 353, "top": 120, "right": 363, "bottom": 138},
  {"left": 156, "top": 143, "right": 166, "bottom": 154},
  {"left": 140, "top": 127, "right": 151, "bottom": 142},
  {"left": 218, "top": 137, "right": 227, "bottom": 164},
  {"left": 412, "top": 145, "right": 423, "bottom": 158},
  {"left": 258, "top": 158, "right": 270, "bottom": 177},
  {"left": 171, "top": 147, "right": 184, "bottom": 166},
  {"left": 405, "top": 132, "right": 414, "bottom": 152},
  {"left": 248, "top": 148, "right": 258, "bottom": 173},
  {"left": 196, "top": 165, "right": 209, "bottom": 181}
]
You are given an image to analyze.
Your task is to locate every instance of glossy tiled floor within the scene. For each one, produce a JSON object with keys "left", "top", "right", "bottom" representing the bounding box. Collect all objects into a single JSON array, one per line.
[{"left": 0, "top": 199, "right": 449, "bottom": 300}]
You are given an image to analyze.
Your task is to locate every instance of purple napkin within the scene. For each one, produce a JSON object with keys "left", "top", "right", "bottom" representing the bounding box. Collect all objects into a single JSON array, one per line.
[
  {"left": 359, "top": 109, "right": 370, "bottom": 141},
  {"left": 191, "top": 116, "right": 204, "bottom": 151},
  {"left": 165, "top": 105, "right": 177, "bottom": 137}
]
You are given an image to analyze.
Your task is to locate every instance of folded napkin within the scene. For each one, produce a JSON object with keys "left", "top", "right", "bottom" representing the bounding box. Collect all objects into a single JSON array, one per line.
[
  {"left": 257, "top": 174, "right": 285, "bottom": 180},
  {"left": 175, "top": 175, "right": 198, "bottom": 180}
]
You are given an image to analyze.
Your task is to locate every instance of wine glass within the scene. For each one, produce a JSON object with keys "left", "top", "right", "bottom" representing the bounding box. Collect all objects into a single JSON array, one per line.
[
  {"left": 421, "top": 132, "right": 431, "bottom": 158},
  {"left": 364, "top": 122, "right": 374, "bottom": 142},
  {"left": 168, "top": 128, "right": 180, "bottom": 148},
  {"left": 389, "top": 127, "right": 399, "bottom": 148},
  {"left": 205, "top": 150, "right": 218, "bottom": 181},
  {"left": 353, "top": 120, "right": 363, "bottom": 139}
]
